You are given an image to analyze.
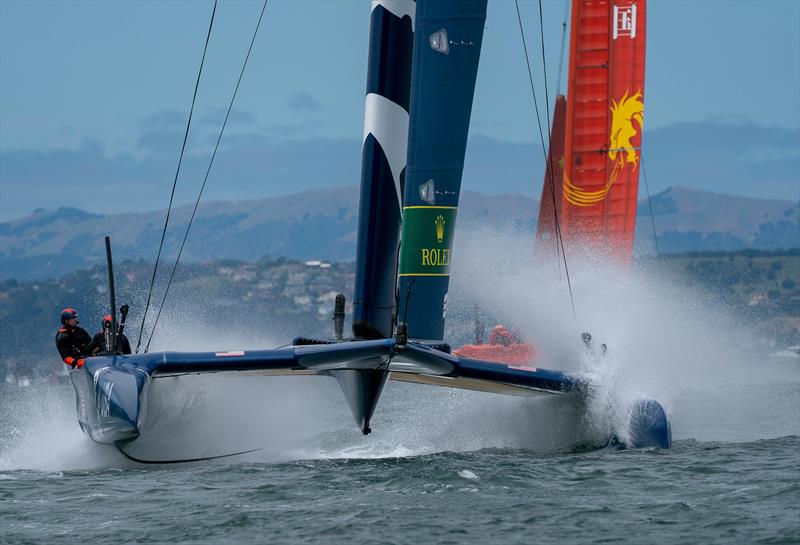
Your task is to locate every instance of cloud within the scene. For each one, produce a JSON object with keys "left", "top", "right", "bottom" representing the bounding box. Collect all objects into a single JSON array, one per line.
[
  {"left": 643, "top": 120, "right": 800, "bottom": 200},
  {"left": 135, "top": 126, "right": 185, "bottom": 155},
  {"left": 0, "top": 132, "right": 361, "bottom": 221},
  {"left": 139, "top": 110, "right": 186, "bottom": 130},
  {"left": 1, "top": 116, "right": 797, "bottom": 222},
  {"left": 261, "top": 119, "right": 325, "bottom": 138},
  {"left": 196, "top": 107, "right": 258, "bottom": 129},
  {"left": 286, "top": 90, "right": 322, "bottom": 112}
]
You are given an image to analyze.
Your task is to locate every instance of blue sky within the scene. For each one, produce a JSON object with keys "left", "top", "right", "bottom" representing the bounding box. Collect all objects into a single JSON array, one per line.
[{"left": 1, "top": 0, "right": 798, "bottom": 220}]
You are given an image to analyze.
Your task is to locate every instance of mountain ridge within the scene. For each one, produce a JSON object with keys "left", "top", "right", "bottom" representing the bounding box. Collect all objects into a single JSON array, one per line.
[{"left": 1, "top": 185, "right": 797, "bottom": 280}]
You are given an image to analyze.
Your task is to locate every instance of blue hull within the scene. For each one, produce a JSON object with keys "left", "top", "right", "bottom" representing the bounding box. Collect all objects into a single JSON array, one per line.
[
  {"left": 71, "top": 356, "right": 150, "bottom": 444},
  {"left": 67, "top": 340, "right": 670, "bottom": 450},
  {"left": 626, "top": 398, "right": 672, "bottom": 449}
]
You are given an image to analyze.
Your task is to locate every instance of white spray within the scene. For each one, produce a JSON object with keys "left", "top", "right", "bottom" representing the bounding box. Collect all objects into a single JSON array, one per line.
[
  {"left": 449, "top": 226, "right": 800, "bottom": 443},
  {"left": 2, "top": 229, "right": 797, "bottom": 470}
]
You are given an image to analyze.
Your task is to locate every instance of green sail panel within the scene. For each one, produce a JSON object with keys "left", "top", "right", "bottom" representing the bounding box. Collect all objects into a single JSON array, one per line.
[{"left": 399, "top": 206, "right": 457, "bottom": 276}]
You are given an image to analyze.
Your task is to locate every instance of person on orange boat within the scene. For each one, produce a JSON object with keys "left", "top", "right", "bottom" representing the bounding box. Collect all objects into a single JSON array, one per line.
[
  {"left": 581, "top": 332, "right": 608, "bottom": 358},
  {"left": 581, "top": 331, "right": 594, "bottom": 351},
  {"left": 90, "top": 314, "right": 132, "bottom": 355},
  {"left": 54, "top": 308, "right": 92, "bottom": 368},
  {"left": 488, "top": 324, "right": 514, "bottom": 346}
]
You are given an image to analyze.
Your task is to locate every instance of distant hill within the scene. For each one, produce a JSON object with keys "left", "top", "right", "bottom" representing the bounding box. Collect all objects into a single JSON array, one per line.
[
  {"left": 635, "top": 186, "right": 800, "bottom": 253},
  {"left": 1, "top": 186, "right": 797, "bottom": 280},
  {"left": 2, "top": 251, "right": 797, "bottom": 378}
]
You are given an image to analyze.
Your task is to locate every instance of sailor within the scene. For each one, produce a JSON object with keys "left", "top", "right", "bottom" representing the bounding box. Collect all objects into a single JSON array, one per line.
[
  {"left": 90, "top": 314, "right": 132, "bottom": 355},
  {"left": 55, "top": 308, "right": 92, "bottom": 368},
  {"left": 489, "top": 325, "right": 514, "bottom": 346},
  {"left": 581, "top": 331, "right": 593, "bottom": 350}
]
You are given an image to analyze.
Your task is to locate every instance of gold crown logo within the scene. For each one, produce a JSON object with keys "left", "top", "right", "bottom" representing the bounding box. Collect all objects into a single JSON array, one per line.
[{"left": 435, "top": 214, "right": 445, "bottom": 243}]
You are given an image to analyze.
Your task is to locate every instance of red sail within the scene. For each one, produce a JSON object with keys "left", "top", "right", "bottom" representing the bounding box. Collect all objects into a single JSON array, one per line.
[
  {"left": 537, "top": 0, "right": 646, "bottom": 263},
  {"left": 535, "top": 95, "right": 567, "bottom": 260}
]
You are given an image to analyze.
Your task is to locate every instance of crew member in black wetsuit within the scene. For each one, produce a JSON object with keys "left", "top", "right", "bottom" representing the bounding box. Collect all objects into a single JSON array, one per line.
[
  {"left": 90, "top": 314, "right": 132, "bottom": 355},
  {"left": 55, "top": 308, "right": 92, "bottom": 368}
]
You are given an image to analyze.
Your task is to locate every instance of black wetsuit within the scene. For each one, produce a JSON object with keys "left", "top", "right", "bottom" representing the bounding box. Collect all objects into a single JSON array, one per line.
[
  {"left": 91, "top": 331, "right": 132, "bottom": 355},
  {"left": 55, "top": 325, "right": 93, "bottom": 367}
]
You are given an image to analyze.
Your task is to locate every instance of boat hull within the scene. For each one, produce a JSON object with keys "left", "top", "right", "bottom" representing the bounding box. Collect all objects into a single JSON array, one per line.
[
  {"left": 70, "top": 356, "right": 149, "bottom": 444},
  {"left": 67, "top": 341, "right": 670, "bottom": 452},
  {"left": 625, "top": 398, "right": 672, "bottom": 449}
]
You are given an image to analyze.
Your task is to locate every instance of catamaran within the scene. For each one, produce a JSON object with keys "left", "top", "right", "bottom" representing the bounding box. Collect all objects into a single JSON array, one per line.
[{"left": 69, "top": 0, "right": 670, "bottom": 462}]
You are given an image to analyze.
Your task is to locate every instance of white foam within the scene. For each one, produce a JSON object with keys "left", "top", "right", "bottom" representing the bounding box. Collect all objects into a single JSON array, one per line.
[
  {"left": 449, "top": 226, "right": 800, "bottom": 443},
  {"left": 0, "top": 381, "right": 122, "bottom": 472}
]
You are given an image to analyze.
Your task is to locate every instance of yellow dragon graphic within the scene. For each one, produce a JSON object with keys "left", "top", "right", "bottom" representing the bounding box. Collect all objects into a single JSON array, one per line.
[{"left": 564, "top": 90, "right": 643, "bottom": 207}]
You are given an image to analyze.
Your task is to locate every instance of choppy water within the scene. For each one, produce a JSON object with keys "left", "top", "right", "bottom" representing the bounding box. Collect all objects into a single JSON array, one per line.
[
  {"left": 2, "top": 436, "right": 799, "bottom": 544},
  {"left": 1, "top": 364, "right": 799, "bottom": 545}
]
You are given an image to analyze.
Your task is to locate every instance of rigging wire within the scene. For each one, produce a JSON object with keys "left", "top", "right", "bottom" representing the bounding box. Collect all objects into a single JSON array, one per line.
[
  {"left": 552, "top": 0, "right": 570, "bottom": 274},
  {"left": 144, "top": 0, "right": 269, "bottom": 352},
  {"left": 135, "top": 0, "right": 218, "bottom": 354},
  {"left": 118, "top": 445, "right": 262, "bottom": 465},
  {"left": 640, "top": 153, "right": 662, "bottom": 264},
  {"left": 554, "top": 0, "right": 569, "bottom": 97},
  {"left": 537, "top": 0, "right": 578, "bottom": 324},
  {"left": 514, "top": 0, "right": 578, "bottom": 324}
]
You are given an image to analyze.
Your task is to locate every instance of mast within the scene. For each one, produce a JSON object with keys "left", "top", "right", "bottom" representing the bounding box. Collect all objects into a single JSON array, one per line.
[
  {"left": 537, "top": 0, "right": 646, "bottom": 263},
  {"left": 352, "top": 0, "right": 416, "bottom": 339},
  {"left": 397, "top": 0, "right": 488, "bottom": 341}
]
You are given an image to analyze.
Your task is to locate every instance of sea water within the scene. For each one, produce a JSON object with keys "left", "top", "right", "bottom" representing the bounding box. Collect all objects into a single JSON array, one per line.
[
  {"left": 0, "top": 376, "right": 798, "bottom": 544},
  {"left": 2, "top": 235, "right": 799, "bottom": 543}
]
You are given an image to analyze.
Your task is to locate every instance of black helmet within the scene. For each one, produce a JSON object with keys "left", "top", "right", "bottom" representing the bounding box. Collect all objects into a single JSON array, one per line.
[{"left": 60, "top": 308, "right": 78, "bottom": 325}]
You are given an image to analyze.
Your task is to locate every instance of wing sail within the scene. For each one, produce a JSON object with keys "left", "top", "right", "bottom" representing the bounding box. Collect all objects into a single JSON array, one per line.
[
  {"left": 537, "top": 0, "right": 647, "bottom": 263},
  {"left": 397, "top": 0, "right": 488, "bottom": 341}
]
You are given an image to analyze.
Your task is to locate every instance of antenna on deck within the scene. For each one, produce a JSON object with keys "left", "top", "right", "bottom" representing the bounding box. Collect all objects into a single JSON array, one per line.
[
  {"left": 104, "top": 236, "right": 118, "bottom": 354},
  {"left": 473, "top": 302, "right": 484, "bottom": 344},
  {"left": 116, "top": 304, "right": 129, "bottom": 352},
  {"left": 395, "top": 279, "right": 416, "bottom": 346},
  {"left": 332, "top": 294, "right": 346, "bottom": 340}
]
